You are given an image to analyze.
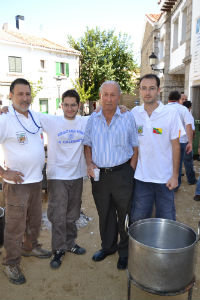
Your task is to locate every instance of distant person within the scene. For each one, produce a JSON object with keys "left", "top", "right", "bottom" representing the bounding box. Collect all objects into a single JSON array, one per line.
[
  {"left": 131, "top": 74, "right": 184, "bottom": 222},
  {"left": 0, "top": 78, "right": 51, "bottom": 285},
  {"left": 194, "top": 140, "right": 200, "bottom": 201},
  {"left": 180, "top": 92, "right": 187, "bottom": 104},
  {"left": 83, "top": 81, "right": 138, "bottom": 270},
  {"left": 166, "top": 91, "right": 194, "bottom": 190},
  {"left": 182, "top": 100, "right": 197, "bottom": 185}
]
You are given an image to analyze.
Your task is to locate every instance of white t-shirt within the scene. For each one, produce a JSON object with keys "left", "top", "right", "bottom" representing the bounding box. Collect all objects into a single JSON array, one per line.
[
  {"left": 39, "top": 114, "right": 88, "bottom": 180},
  {"left": 0, "top": 106, "right": 45, "bottom": 184},
  {"left": 166, "top": 102, "right": 192, "bottom": 143},
  {"left": 189, "top": 112, "right": 195, "bottom": 131},
  {"left": 131, "top": 102, "right": 185, "bottom": 184}
]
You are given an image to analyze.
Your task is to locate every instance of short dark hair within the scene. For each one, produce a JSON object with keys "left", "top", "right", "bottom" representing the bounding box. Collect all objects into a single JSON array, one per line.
[
  {"left": 183, "top": 100, "right": 192, "bottom": 109},
  {"left": 139, "top": 74, "right": 160, "bottom": 88},
  {"left": 10, "top": 78, "right": 31, "bottom": 93},
  {"left": 62, "top": 89, "right": 80, "bottom": 104},
  {"left": 168, "top": 91, "right": 181, "bottom": 101}
]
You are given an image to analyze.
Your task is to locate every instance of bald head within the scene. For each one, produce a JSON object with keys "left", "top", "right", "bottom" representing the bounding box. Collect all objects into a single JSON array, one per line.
[
  {"left": 99, "top": 80, "right": 121, "bottom": 115},
  {"left": 99, "top": 81, "right": 121, "bottom": 96}
]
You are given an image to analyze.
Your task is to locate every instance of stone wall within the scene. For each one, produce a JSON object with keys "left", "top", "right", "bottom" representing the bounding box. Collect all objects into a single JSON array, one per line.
[
  {"left": 120, "top": 88, "right": 140, "bottom": 109},
  {"left": 140, "top": 21, "right": 155, "bottom": 76}
]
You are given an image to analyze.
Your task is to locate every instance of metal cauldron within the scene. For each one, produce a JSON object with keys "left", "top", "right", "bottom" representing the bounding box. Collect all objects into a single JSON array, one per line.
[
  {"left": 127, "top": 218, "right": 200, "bottom": 293},
  {"left": 0, "top": 207, "right": 5, "bottom": 247}
]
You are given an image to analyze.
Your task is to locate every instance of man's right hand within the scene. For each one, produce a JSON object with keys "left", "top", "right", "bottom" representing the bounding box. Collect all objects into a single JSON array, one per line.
[
  {"left": 0, "top": 106, "right": 9, "bottom": 114},
  {"left": 2, "top": 169, "right": 24, "bottom": 184},
  {"left": 87, "top": 163, "right": 97, "bottom": 178},
  {"left": 186, "top": 142, "right": 192, "bottom": 154}
]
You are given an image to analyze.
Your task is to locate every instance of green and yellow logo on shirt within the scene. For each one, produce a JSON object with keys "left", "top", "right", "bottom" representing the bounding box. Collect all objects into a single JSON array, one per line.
[
  {"left": 153, "top": 128, "right": 162, "bottom": 135},
  {"left": 138, "top": 126, "right": 143, "bottom": 135}
]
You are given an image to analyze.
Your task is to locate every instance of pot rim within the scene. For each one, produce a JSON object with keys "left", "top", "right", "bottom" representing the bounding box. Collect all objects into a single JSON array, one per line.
[
  {"left": 0, "top": 207, "right": 4, "bottom": 219},
  {"left": 128, "top": 218, "right": 198, "bottom": 253}
]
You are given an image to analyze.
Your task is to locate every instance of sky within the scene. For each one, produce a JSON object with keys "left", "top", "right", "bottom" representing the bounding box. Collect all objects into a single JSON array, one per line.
[{"left": 0, "top": 0, "right": 160, "bottom": 63}]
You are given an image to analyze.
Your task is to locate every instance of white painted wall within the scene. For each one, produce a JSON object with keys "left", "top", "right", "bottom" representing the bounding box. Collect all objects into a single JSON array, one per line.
[
  {"left": 169, "top": 0, "right": 187, "bottom": 71},
  {"left": 0, "top": 40, "right": 79, "bottom": 114},
  {"left": 170, "top": 43, "right": 186, "bottom": 70},
  {"left": 189, "top": 0, "right": 200, "bottom": 85}
]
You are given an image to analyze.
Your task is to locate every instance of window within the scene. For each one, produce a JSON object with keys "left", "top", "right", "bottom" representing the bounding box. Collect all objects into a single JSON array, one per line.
[
  {"left": 159, "top": 39, "right": 164, "bottom": 60},
  {"left": 8, "top": 56, "right": 22, "bottom": 73},
  {"left": 40, "top": 59, "right": 45, "bottom": 69},
  {"left": 56, "top": 62, "right": 69, "bottom": 77},
  {"left": 39, "top": 99, "right": 48, "bottom": 114},
  {"left": 173, "top": 17, "right": 179, "bottom": 49},
  {"left": 181, "top": 8, "right": 187, "bottom": 43}
]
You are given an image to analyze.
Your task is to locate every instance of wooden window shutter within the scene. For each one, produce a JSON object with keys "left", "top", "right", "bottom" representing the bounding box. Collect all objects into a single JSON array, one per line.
[
  {"left": 56, "top": 62, "right": 61, "bottom": 75},
  {"left": 8, "top": 56, "right": 22, "bottom": 72},
  {"left": 65, "top": 63, "right": 69, "bottom": 77},
  {"left": 15, "top": 57, "right": 22, "bottom": 72}
]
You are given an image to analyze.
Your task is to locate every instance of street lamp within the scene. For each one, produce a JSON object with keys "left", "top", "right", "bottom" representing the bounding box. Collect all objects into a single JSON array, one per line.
[
  {"left": 149, "top": 52, "right": 164, "bottom": 74},
  {"left": 56, "top": 75, "right": 62, "bottom": 101}
]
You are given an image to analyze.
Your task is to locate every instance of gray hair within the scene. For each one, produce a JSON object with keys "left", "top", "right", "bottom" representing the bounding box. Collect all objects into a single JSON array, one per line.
[{"left": 99, "top": 81, "right": 121, "bottom": 95}]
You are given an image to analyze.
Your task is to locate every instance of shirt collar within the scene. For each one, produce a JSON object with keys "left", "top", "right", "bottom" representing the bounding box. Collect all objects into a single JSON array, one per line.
[
  {"left": 167, "top": 101, "right": 179, "bottom": 105},
  {"left": 138, "top": 101, "right": 164, "bottom": 113},
  {"left": 96, "top": 106, "right": 121, "bottom": 117},
  {"left": 9, "top": 105, "right": 31, "bottom": 117}
]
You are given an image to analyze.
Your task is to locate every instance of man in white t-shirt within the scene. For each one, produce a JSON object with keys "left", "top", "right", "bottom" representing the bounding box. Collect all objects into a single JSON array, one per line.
[
  {"left": 0, "top": 78, "right": 51, "bottom": 285},
  {"left": 166, "top": 91, "right": 194, "bottom": 189},
  {"left": 182, "top": 100, "right": 197, "bottom": 185},
  {"left": 39, "top": 90, "right": 87, "bottom": 269},
  {"left": 131, "top": 74, "right": 184, "bottom": 222}
]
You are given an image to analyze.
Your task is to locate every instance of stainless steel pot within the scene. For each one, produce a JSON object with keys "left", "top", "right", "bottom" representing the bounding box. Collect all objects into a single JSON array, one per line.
[{"left": 127, "top": 218, "right": 200, "bottom": 293}]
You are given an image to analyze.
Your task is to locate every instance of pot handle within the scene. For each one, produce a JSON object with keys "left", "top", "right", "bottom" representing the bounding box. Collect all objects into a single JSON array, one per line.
[
  {"left": 198, "top": 221, "right": 200, "bottom": 241},
  {"left": 125, "top": 214, "right": 129, "bottom": 232}
]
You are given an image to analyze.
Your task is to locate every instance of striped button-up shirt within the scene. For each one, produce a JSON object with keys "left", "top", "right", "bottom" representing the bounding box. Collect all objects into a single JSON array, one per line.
[{"left": 83, "top": 107, "right": 138, "bottom": 168}]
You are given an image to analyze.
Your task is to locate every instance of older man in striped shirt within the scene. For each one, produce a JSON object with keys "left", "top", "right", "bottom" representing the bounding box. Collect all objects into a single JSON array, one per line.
[{"left": 83, "top": 81, "right": 138, "bottom": 270}]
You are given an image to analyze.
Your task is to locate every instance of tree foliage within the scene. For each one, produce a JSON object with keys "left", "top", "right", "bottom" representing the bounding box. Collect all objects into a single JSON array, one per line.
[
  {"left": 71, "top": 78, "right": 94, "bottom": 103},
  {"left": 29, "top": 78, "right": 43, "bottom": 100},
  {"left": 68, "top": 27, "right": 138, "bottom": 101}
]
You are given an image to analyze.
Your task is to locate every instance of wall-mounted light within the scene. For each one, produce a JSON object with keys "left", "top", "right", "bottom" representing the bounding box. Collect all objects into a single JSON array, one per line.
[{"left": 149, "top": 52, "right": 164, "bottom": 74}]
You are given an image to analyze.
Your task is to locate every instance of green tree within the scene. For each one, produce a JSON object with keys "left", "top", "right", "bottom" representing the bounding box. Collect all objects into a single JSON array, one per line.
[
  {"left": 71, "top": 78, "right": 94, "bottom": 115},
  {"left": 71, "top": 78, "right": 94, "bottom": 104},
  {"left": 68, "top": 27, "right": 138, "bottom": 101},
  {"left": 29, "top": 78, "right": 43, "bottom": 100}
]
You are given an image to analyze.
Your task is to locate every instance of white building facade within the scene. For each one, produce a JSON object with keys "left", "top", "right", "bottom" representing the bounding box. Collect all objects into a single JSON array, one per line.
[
  {"left": 189, "top": 0, "right": 200, "bottom": 119},
  {"left": 0, "top": 24, "right": 80, "bottom": 115}
]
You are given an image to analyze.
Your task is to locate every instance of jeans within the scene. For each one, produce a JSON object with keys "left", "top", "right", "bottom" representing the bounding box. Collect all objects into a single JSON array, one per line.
[
  {"left": 178, "top": 143, "right": 187, "bottom": 188},
  {"left": 195, "top": 176, "right": 200, "bottom": 195},
  {"left": 131, "top": 179, "right": 176, "bottom": 222},
  {"left": 183, "top": 149, "right": 196, "bottom": 184}
]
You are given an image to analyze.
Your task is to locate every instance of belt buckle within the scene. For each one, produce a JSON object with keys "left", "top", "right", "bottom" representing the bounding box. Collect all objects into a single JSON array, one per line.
[{"left": 105, "top": 167, "right": 112, "bottom": 173}]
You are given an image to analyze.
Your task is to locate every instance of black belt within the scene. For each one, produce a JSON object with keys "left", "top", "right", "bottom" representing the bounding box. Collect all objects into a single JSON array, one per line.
[{"left": 99, "top": 160, "right": 130, "bottom": 173}]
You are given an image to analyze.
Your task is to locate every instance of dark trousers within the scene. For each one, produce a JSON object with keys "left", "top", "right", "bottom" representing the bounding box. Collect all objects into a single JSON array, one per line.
[
  {"left": 183, "top": 149, "right": 196, "bottom": 184},
  {"left": 91, "top": 163, "right": 134, "bottom": 257},
  {"left": 47, "top": 178, "right": 83, "bottom": 252}
]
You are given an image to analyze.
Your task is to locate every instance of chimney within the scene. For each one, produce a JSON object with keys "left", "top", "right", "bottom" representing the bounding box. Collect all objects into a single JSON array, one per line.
[{"left": 15, "top": 15, "right": 24, "bottom": 30}]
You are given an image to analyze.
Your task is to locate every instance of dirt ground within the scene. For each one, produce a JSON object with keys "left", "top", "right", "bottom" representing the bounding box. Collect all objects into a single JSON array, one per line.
[{"left": 0, "top": 163, "right": 200, "bottom": 300}]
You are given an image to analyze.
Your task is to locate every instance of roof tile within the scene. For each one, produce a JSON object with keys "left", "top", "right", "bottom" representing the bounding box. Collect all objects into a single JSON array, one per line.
[{"left": 0, "top": 28, "right": 80, "bottom": 55}]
